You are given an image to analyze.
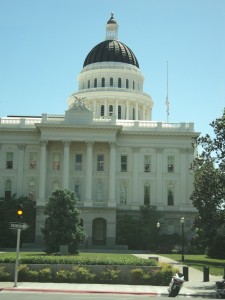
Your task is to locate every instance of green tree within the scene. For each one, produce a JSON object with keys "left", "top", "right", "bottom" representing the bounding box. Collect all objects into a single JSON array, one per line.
[
  {"left": 190, "top": 108, "right": 225, "bottom": 255},
  {"left": 0, "top": 195, "right": 36, "bottom": 247},
  {"left": 41, "top": 189, "right": 85, "bottom": 254},
  {"left": 116, "top": 205, "right": 160, "bottom": 250}
]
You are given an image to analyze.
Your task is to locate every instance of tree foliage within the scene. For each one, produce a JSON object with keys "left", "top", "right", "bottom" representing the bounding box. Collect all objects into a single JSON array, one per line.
[
  {"left": 41, "top": 189, "right": 85, "bottom": 254},
  {"left": 116, "top": 205, "right": 161, "bottom": 250},
  {"left": 0, "top": 195, "right": 36, "bottom": 247},
  {"left": 190, "top": 108, "right": 225, "bottom": 254}
]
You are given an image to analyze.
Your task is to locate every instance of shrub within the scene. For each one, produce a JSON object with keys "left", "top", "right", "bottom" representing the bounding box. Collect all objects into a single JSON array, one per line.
[
  {"left": 0, "top": 267, "right": 11, "bottom": 281},
  {"left": 18, "top": 264, "right": 30, "bottom": 281},
  {"left": 55, "top": 269, "right": 75, "bottom": 283},
  {"left": 100, "top": 268, "right": 121, "bottom": 283},
  {"left": 73, "top": 266, "right": 95, "bottom": 283},
  {"left": 130, "top": 268, "right": 145, "bottom": 284},
  {"left": 38, "top": 268, "right": 53, "bottom": 282}
]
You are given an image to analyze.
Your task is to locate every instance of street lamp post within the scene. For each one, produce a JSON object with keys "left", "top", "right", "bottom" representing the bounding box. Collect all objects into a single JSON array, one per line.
[
  {"left": 180, "top": 217, "right": 184, "bottom": 262},
  {"left": 157, "top": 222, "right": 160, "bottom": 253}
]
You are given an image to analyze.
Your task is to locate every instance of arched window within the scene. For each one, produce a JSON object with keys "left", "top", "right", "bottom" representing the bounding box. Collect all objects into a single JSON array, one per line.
[
  {"left": 118, "top": 78, "right": 121, "bottom": 88},
  {"left": 118, "top": 105, "right": 122, "bottom": 119},
  {"left": 110, "top": 77, "right": 113, "bottom": 87},
  {"left": 126, "top": 79, "right": 129, "bottom": 89},
  {"left": 109, "top": 105, "right": 113, "bottom": 116},
  {"left": 28, "top": 179, "right": 36, "bottom": 201},
  {"left": 5, "top": 180, "right": 12, "bottom": 200},
  {"left": 94, "top": 78, "right": 97, "bottom": 88},
  {"left": 101, "top": 77, "right": 105, "bottom": 87},
  {"left": 52, "top": 181, "right": 59, "bottom": 193},
  {"left": 168, "top": 184, "right": 174, "bottom": 206},
  {"left": 75, "top": 183, "right": 81, "bottom": 201},
  {"left": 100, "top": 105, "right": 105, "bottom": 116},
  {"left": 144, "top": 184, "right": 150, "bottom": 205},
  {"left": 96, "top": 181, "right": 103, "bottom": 202},
  {"left": 120, "top": 182, "right": 127, "bottom": 204}
]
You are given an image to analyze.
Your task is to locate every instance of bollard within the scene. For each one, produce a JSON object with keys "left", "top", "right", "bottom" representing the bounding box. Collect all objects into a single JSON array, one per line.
[
  {"left": 183, "top": 266, "right": 189, "bottom": 281},
  {"left": 203, "top": 266, "right": 209, "bottom": 282}
]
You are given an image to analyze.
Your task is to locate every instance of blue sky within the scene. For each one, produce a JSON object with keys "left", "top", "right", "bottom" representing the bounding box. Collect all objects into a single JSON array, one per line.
[{"left": 0, "top": 0, "right": 224, "bottom": 137}]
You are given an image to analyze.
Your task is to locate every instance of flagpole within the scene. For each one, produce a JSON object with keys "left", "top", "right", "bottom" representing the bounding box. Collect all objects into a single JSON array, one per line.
[{"left": 166, "top": 60, "right": 169, "bottom": 123}]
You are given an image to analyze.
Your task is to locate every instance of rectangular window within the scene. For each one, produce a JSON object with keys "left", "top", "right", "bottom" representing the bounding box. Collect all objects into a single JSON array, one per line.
[
  {"left": 144, "top": 155, "right": 151, "bottom": 172},
  {"left": 6, "top": 152, "right": 13, "bottom": 169},
  {"left": 97, "top": 154, "right": 104, "bottom": 171},
  {"left": 75, "top": 184, "right": 81, "bottom": 201},
  {"left": 110, "top": 77, "right": 113, "bottom": 87},
  {"left": 94, "top": 78, "right": 97, "bottom": 88},
  {"left": 53, "top": 153, "right": 60, "bottom": 170},
  {"left": 126, "top": 79, "right": 129, "bottom": 89},
  {"left": 75, "top": 154, "right": 82, "bottom": 171},
  {"left": 168, "top": 156, "right": 174, "bottom": 172},
  {"left": 121, "top": 155, "right": 127, "bottom": 172},
  {"left": 29, "top": 152, "right": 37, "bottom": 169}
]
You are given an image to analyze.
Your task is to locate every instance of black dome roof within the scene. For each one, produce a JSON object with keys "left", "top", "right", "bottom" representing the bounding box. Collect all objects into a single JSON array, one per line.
[{"left": 83, "top": 39, "right": 139, "bottom": 68}]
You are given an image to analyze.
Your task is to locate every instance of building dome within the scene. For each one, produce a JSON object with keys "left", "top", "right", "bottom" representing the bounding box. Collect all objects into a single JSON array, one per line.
[
  {"left": 83, "top": 13, "right": 139, "bottom": 68},
  {"left": 83, "top": 39, "right": 139, "bottom": 68}
]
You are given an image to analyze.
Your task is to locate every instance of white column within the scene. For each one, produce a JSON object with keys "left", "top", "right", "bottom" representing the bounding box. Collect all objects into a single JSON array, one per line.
[
  {"left": 39, "top": 140, "right": 48, "bottom": 205},
  {"left": 156, "top": 148, "right": 163, "bottom": 204},
  {"left": 17, "top": 144, "right": 25, "bottom": 197},
  {"left": 126, "top": 101, "right": 129, "bottom": 120},
  {"left": 135, "top": 102, "right": 138, "bottom": 120},
  {"left": 63, "top": 141, "right": 70, "bottom": 189},
  {"left": 132, "top": 147, "right": 139, "bottom": 205},
  {"left": 180, "top": 148, "right": 187, "bottom": 205},
  {"left": 85, "top": 141, "right": 93, "bottom": 206},
  {"left": 115, "top": 100, "right": 118, "bottom": 118},
  {"left": 94, "top": 101, "right": 97, "bottom": 116},
  {"left": 108, "top": 142, "right": 116, "bottom": 206},
  {"left": 104, "top": 99, "right": 107, "bottom": 117},
  {"left": 143, "top": 106, "right": 146, "bottom": 121}
]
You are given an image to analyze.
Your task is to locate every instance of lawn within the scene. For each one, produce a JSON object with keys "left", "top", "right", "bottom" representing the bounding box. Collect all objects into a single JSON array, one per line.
[{"left": 162, "top": 254, "right": 225, "bottom": 276}]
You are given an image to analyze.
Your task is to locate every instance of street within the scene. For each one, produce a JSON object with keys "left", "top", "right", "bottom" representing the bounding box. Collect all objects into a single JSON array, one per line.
[{"left": 0, "top": 293, "right": 210, "bottom": 300}]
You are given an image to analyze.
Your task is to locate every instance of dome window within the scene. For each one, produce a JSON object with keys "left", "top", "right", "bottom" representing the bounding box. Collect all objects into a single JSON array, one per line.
[
  {"left": 118, "top": 105, "right": 122, "bottom": 119},
  {"left": 118, "top": 78, "right": 121, "bottom": 88},
  {"left": 94, "top": 78, "right": 97, "bottom": 88},
  {"left": 126, "top": 79, "right": 129, "bottom": 89},
  {"left": 110, "top": 77, "right": 113, "bottom": 87},
  {"left": 101, "top": 77, "right": 105, "bottom": 87},
  {"left": 88, "top": 80, "right": 90, "bottom": 88},
  {"left": 101, "top": 105, "right": 105, "bottom": 116},
  {"left": 133, "top": 81, "right": 135, "bottom": 90}
]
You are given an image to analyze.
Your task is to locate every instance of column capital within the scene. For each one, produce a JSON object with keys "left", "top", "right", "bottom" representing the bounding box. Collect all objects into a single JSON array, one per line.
[
  {"left": 63, "top": 140, "right": 71, "bottom": 147},
  {"left": 108, "top": 141, "right": 117, "bottom": 148},
  {"left": 17, "top": 144, "right": 25, "bottom": 150},
  {"left": 40, "top": 140, "right": 48, "bottom": 147},
  {"left": 86, "top": 141, "right": 94, "bottom": 147}
]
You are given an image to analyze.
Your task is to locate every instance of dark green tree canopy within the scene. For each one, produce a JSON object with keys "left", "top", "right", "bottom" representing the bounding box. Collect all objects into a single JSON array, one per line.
[
  {"left": 42, "top": 189, "right": 85, "bottom": 254},
  {"left": 191, "top": 108, "right": 225, "bottom": 254}
]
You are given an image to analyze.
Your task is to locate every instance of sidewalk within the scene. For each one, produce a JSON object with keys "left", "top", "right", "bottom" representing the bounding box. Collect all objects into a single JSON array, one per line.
[{"left": 0, "top": 254, "right": 221, "bottom": 297}]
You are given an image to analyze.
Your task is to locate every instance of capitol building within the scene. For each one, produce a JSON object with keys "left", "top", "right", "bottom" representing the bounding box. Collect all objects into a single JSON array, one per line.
[{"left": 0, "top": 14, "right": 198, "bottom": 248}]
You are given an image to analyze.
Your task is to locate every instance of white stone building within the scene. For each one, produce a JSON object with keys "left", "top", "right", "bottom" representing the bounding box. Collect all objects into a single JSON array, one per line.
[{"left": 0, "top": 14, "right": 198, "bottom": 248}]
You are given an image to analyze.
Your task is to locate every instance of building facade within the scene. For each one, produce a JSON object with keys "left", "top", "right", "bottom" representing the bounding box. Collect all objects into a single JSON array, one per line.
[{"left": 0, "top": 14, "right": 198, "bottom": 248}]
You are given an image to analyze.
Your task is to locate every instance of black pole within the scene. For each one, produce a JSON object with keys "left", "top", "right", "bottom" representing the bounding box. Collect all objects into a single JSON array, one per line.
[{"left": 181, "top": 222, "right": 184, "bottom": 262}]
